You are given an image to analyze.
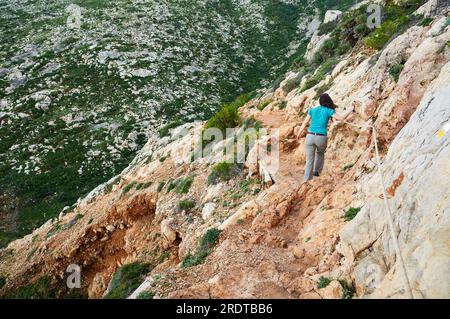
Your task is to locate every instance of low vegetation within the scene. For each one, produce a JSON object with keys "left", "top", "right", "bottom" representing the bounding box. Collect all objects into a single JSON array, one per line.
[
  {"left": 158, "top": 122, "right": 180, "bottom": 138},
  {"left": 8, "top": 276, "right": 57, "bottom": 299},
  {"left": 177, "top": 200, "right": 196, "bottom": 212},
  {"left": 182, "top": 228, "right": 221, "bottom": 268},
  {"left": 344, "top": 207, "right": 361, "bottom": 221},
  {"left": 317, "top": 276, "right": 332, "bottom": 289},
  {"left": 364, "top": 1, "right": 426, "bottom": 50},
  {"left": 137, "top": 291, "right": 155, "bottom": 299},
  {"left": 175, "top": 176, "right": 194, "bottom": 194},
  {"left": 157, "top": 182, "right": 165, "bottom": 192},
  {"left": 207, "top": 162, "right": 242, "bottom": 185},
  {"left": 46, "top": 223, "right": 62, "bottom": 239},
  {"left": 419, "top": 17, "right": 433, "bottom": 27},
  {"left": 122, "top": 181, "right": 153, "bottom": 194},
  {"left": 204, "top": 93, "right": 253, "bottom": 133},
  {"left": 0, "top": 275, "right": 6, "bottom": 289},
  {"left": 122, "top": 181, "right": 139, "bottom": 194},
  {"left": 302, "top": 58, "right": 338, "bottom": 91},
  {"left": 242, "top": 116, "right": 263, "bottom": 131},
  {"left": 104, "top": 262, "right": 151, "bottom": 299},
  {"left": 389, "top": 63, "right": 405, "bottom": 82},
  {"left": 338, "top": 279, "right": 355, "bottom": 299},
  {"left": 166, "top": 179, "right": 179, "bottom": 193},
  {"left": 257, "top": 99, "right": 272, "bottom": 111},
  {"left": 289, "top": 0, "right": 425, "bottom": 96}
]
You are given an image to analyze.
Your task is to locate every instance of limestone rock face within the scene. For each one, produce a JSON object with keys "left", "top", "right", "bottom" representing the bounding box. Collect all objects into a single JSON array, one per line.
[
  {"left": 304, "top": 32, "right": 331, "bottom": 61},
  {"left": 414, "top": 0, "right": 438, "bottom": 17},
  {"left": 339, "top": 61, "right": 450, "bottom": 299}
]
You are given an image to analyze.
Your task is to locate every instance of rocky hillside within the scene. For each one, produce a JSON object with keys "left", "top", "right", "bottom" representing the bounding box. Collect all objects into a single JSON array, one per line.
[
  {"left": 0, "top": 0, "right": 449, "bottom": 299},
  {"left": 0, "top": 0, "right": 363, "bottom": 248}
]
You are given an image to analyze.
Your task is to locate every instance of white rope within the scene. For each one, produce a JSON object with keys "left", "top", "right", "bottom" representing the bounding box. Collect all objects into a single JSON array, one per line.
[{"left": 340, "top": 121, "right": 414, "bottom": 299}]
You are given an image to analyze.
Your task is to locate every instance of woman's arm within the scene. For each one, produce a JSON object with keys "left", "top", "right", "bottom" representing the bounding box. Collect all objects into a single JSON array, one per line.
[
  {"left": 296, "top": 115, "right": 311, "bottom": 140},
  {"left": 333, "top": 103, "right": 355, "bottom": 121}
]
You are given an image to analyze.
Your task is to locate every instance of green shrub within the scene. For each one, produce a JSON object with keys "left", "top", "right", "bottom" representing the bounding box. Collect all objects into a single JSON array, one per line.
[
  {"left": 363, "top": 1, "right": 424, "bottom": 50},
  {"left": 104, "top": 262, "right": 150, "bottom": 299},
  {"left": 338, "top": 279, "right": 355, "bottom": 299},
  {"left": 135, "top": 181, "right": 152, "bottom": 190},
  {"left": 10, "top": 276, "right": 57, "bottom": 299},
  {"left": 181, "top": 250, "right": 209, "bottom": 268},
  {"left": 302, "top": 58, "right": 338, "bottom": 91},
  {"left": 137, "top": 291, "right": 155, "bottom": 299},
  {"left": 166, "top": 179, "right": 179, "bottom": 193},
  {"left": 343, "top": 164, "right": 354, "bottom": 171},
  {"left": 158, "top": 122, "right": 180, "bottom": 138},
  {"left": 205, "top": 93, "right": 253, "bottom": 133},
  {"left": 177, "top": 200, "right": 196, "bottom": 212},
  {"left": 0, "top": 275, "right": 6, "bottom": 289},
  {"left": 175, "top": 176, "right": 194, "bottom": 194},
  {"left": 257, "top": 99, "right": 272, "bottom": 111},
  {"left": 158, "top": 250, "right": 170, "bottom": 263},
  {"left": 278, "top": 101, "right": 288, "bottom": 110},
  {"left": 317, "top": 276, "right": 332, "bottom": 289},
  {"left": 242, "top": 117, "right": 262, "bottom": 131},
  {"left": 389, "top": 63, "right": 404, "bottom": 82},
  {"left": 157, "top": 182, "right": 165, "bottom": 192},
  {"left": 344, "top": 207, "right": 361, "bottom": 221},
  {"left": 207, "top": 162, "right": 242, "bottom": 185},
  {"left": 105, "top": 176, "right": 122, "bottom": 193},
  {"left": 318, "top": 21, "right": 337, "bottom": 35},
  {"left": 46, "top": 223, "right": 62, "bottom": 239},
  {"left": 281, "top": 74, "right": 302, "bottom": 94},
  {"left": 199, "top": 228, "right": 221, "bottom": 251},
  {"left": 419, "top": 17, "right": 433, "bottom": 27},
  {"left": 122, "top": 181, "right": 138, "bottom": 194},
  {"left": 182, "top": 228, "right": 221, "bottom": 268},
  {"left": 159, "top": 156, "right": 167, "bottom": 163}
]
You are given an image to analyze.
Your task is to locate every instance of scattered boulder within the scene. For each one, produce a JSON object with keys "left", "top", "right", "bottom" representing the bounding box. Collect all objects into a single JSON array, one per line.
[
  {"left": 318, "top": 280, "right": 343, "bottom": 299},
  {"left": 201, "top": 203, "right": 216, "bottom": 220},
  {"left": 323, "top": 10, "right": 342, "bottom": 24},
  {"left": 160, "top": 218, "right": 177, "bottom": 248}
]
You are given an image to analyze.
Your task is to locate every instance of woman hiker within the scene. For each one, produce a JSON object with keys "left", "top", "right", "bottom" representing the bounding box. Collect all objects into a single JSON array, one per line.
[{"left": 297, "top": 93, "right": 354, "bottom": 181}]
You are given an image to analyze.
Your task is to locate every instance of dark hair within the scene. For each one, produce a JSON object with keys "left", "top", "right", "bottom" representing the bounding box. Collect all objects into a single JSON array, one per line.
[{"left": 319, "top": 93, "right": 335, "bottom": 110}]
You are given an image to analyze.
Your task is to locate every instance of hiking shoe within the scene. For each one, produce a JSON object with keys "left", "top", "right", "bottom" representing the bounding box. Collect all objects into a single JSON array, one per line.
[{"left": 313, "top": 171, "right": 320, "bottom": 177}]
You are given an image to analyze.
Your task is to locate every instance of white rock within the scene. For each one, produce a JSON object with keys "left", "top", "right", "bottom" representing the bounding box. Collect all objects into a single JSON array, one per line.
[
  {"left": 340, "top": 61, "right": 450, "bottom": 299},
  {"left": 304, "top": 33, "right": 331, "bottom": 61},
  {"left": 131, "top": 68, "right": 152, "bottom": 78},
  {"left": 414, "top": 0, "right": 438, "bottom": 18},
  {"left": 202, "top": 203, "right": 216, "bottom": 220},
  {"left": 323, "top": 10, "right": 342, "bottom": 24},
  {"left": 202, "top": 183, "right": 224, "bottom": 203}
]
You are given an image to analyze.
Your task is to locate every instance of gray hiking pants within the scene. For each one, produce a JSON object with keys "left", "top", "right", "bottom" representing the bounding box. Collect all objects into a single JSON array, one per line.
[{"left": 304, "top": 134, "right": 328, "bottom": 181}]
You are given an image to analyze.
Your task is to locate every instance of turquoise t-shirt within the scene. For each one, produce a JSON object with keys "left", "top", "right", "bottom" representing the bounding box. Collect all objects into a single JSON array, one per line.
[{"left": 308, "top": 105, "right": 336, "bottom": 135}]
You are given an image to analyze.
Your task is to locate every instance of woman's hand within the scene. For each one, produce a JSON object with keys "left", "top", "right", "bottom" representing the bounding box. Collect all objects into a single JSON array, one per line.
[
  {"left": 297, "top": 114, "right": 311, "bottom": 140},
  {"left": 296, "top": 128, "right": 303, "bottom": 140}
]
